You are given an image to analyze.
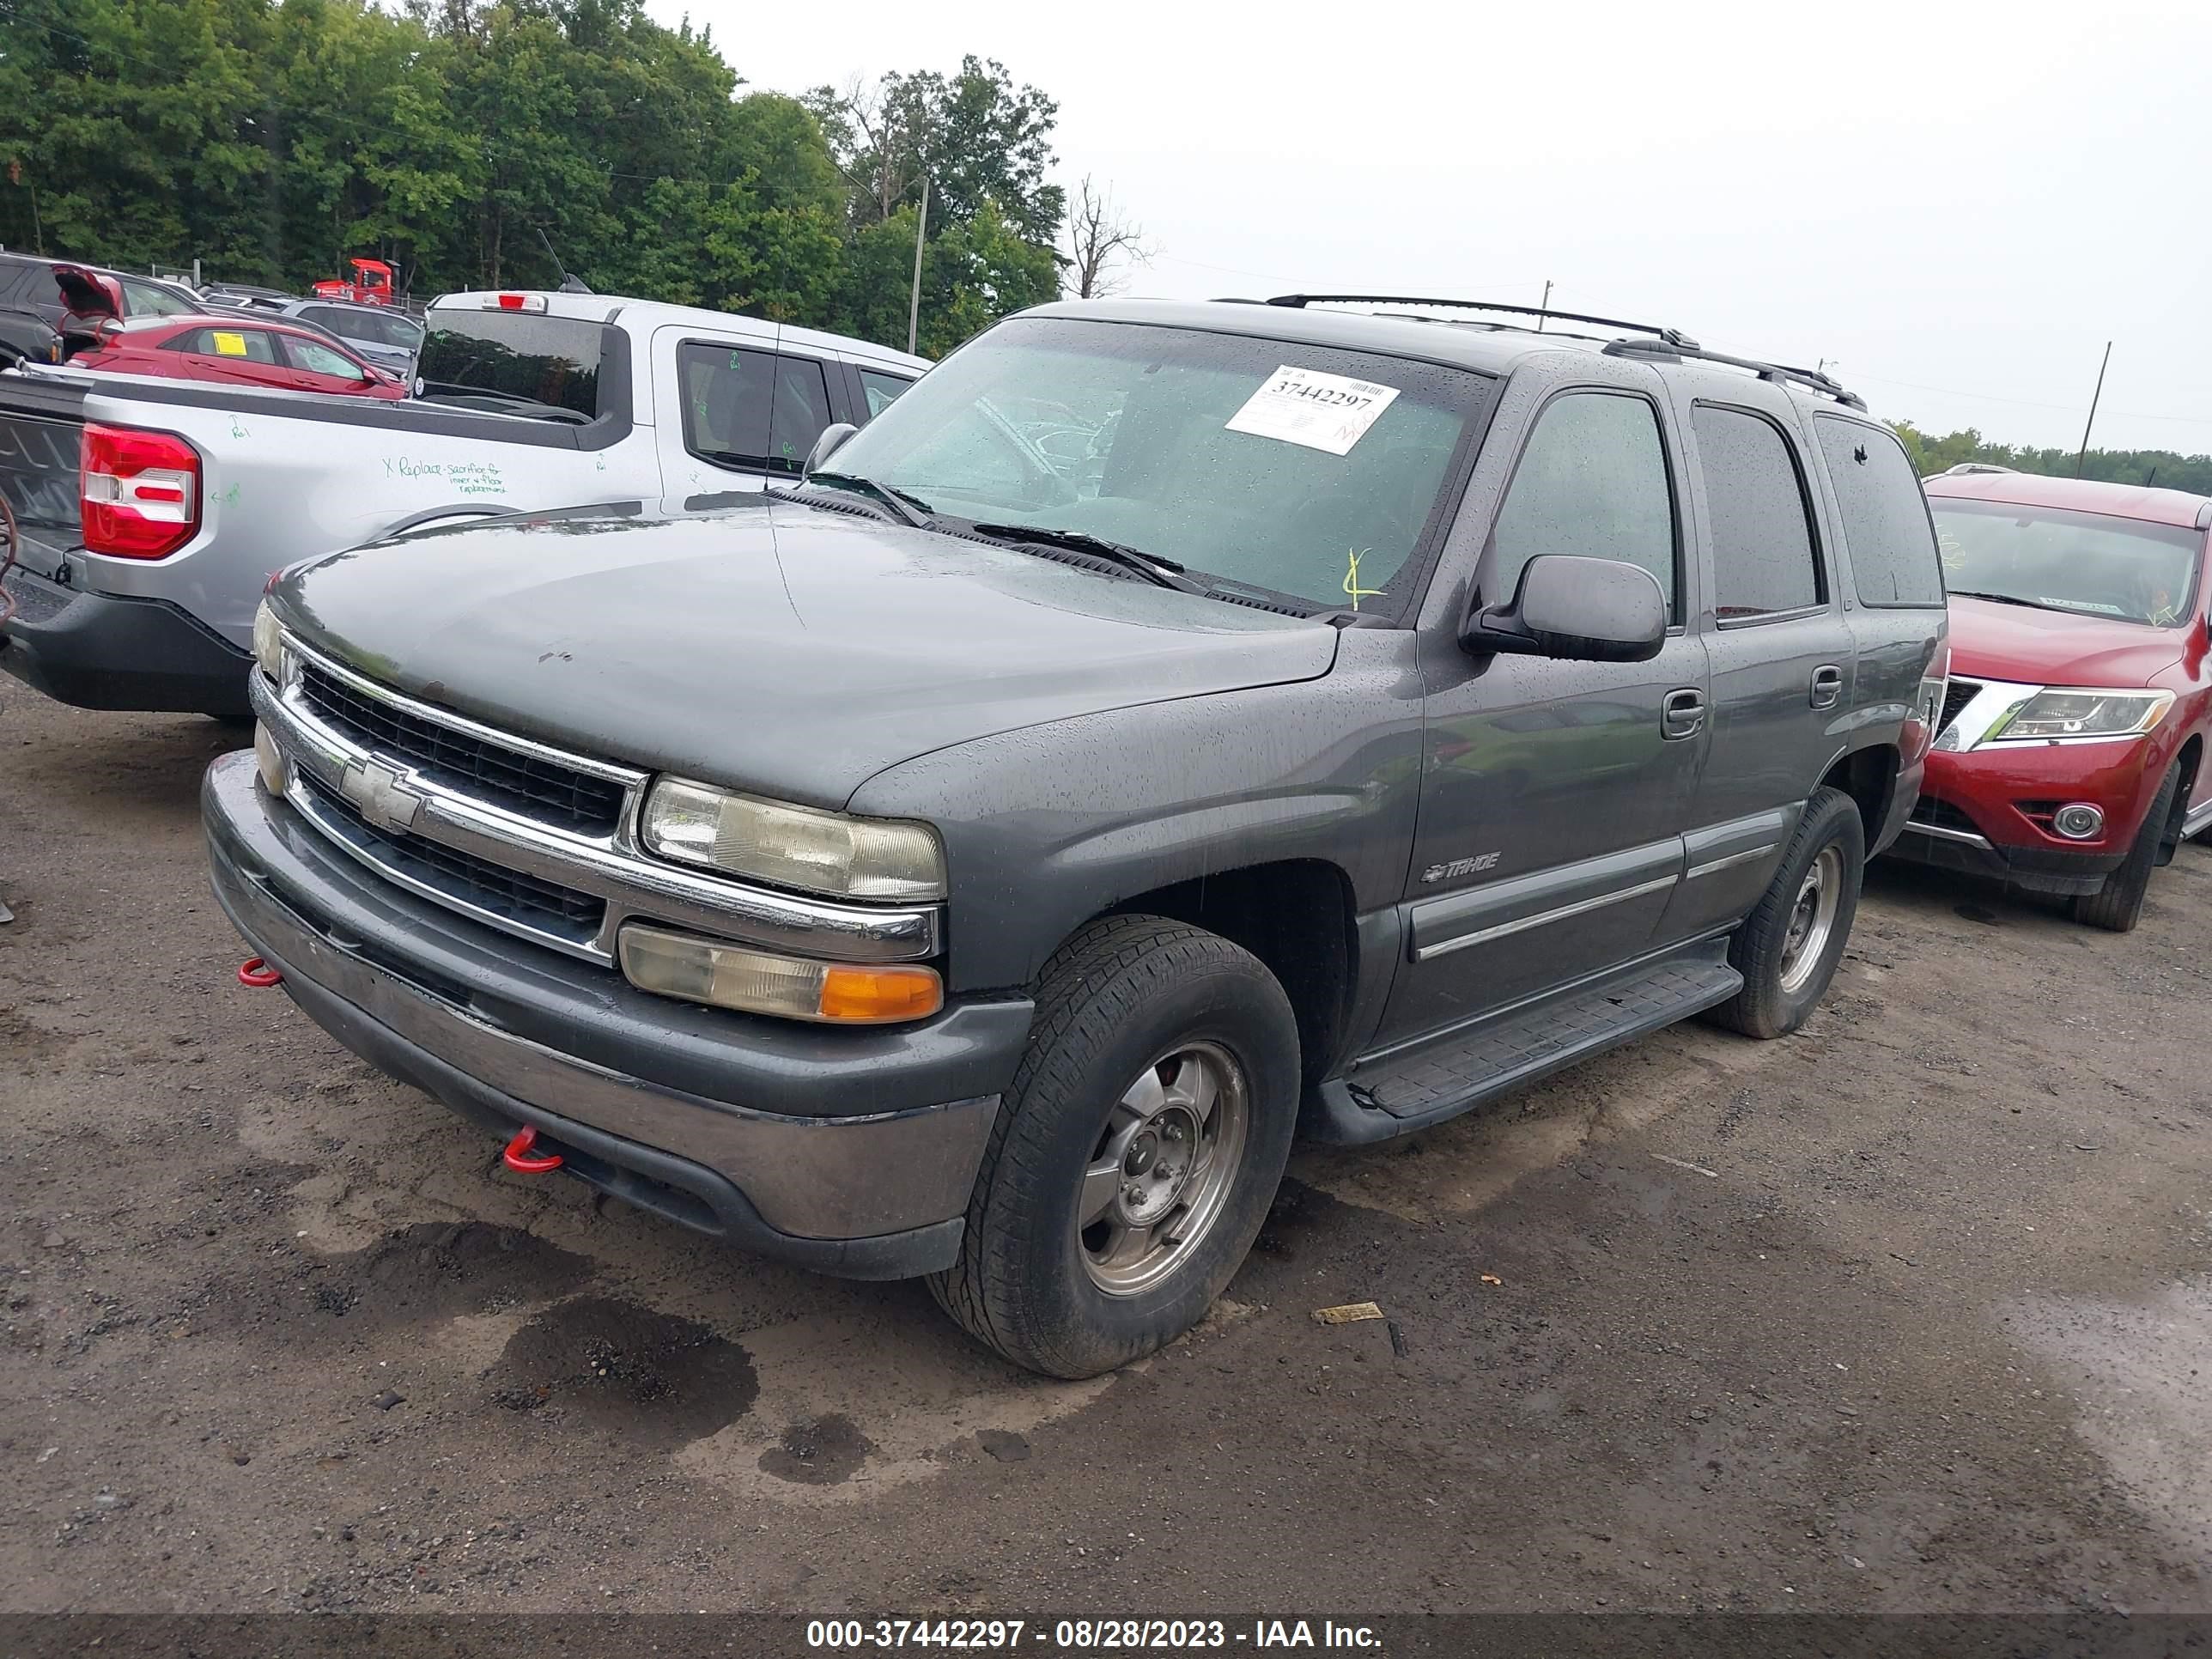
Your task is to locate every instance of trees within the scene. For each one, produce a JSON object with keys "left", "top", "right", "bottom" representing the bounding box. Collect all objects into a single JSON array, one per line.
[
  {"left": 1896, "top": 422, "right": 2212, "bottom": 495},
  {"left": 0, "top": 1, "right": 1086, "bottom": 356},
  {"left": 806, "top": 56, "right": 1066, "bottom": 348},
  {"left": 1063, "top": 174, "right": 1152, "bottom": 300}
]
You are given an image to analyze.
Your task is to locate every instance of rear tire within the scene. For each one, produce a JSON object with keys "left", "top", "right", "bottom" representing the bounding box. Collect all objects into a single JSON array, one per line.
[
  {"left": 928, "top": 915, "right": 1300, "bottom": 1379},
  {"left": 1705, "top": 786, "right": 1865, "bottom": 1040},
  {"left": 2071, "top": 761, "right": 2182, "bottom": 933}
]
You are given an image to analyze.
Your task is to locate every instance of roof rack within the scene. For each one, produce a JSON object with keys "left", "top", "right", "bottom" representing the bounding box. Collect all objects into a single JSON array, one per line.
[
  {"left": 1266, "top": 293, "right": 1698, "bottom": 350},
  {"left": 1265, "top": 291, "right": 1866, "bottom": 412},
  {"left": 1934, "top": 462, "right": 2017, "bottom": 476},
  {"left": 1602, "top": 335, "right": 1865, "bottom": 411}
]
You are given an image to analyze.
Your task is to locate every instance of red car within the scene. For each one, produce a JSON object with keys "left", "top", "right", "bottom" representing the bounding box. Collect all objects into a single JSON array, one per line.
[
  {"left": 1891, "top": 466, "right": 2212, "bottom": 930},
  {"left": 69, "top": 314, "right": 407, "bottom": 399}
]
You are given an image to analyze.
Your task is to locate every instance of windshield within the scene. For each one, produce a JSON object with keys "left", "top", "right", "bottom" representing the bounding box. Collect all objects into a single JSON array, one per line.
[
  {"left": 1929, "top": 499, "right": 2205, "bottom": 628},
  {"left": 821, "top": 316, "right": 1491, "bottom": 614},
  {"left": 415, "top": 310, "right": 602, "bottom": 422}
]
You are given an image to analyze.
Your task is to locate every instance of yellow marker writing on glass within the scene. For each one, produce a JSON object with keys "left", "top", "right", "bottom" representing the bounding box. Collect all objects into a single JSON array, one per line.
[
  {"left": 1343, "top": 546, "right": 1382, "bottom": 611},
  {"left": 211, "top": 331, "right": 248, "bottom": 357}
]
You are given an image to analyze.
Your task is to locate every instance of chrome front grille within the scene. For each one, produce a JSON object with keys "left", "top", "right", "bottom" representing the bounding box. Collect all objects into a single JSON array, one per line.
[
  {"left": 295, "top": 771, "right": 608, "bottom": 948},
  {"left": 252, "top": 636, "right": 942, "bottom": 969},
  {"left": 298, "top": 661, "right": 626, "bottom": 836},
  {"left": 1936, "top": 677, "right": 1982, "bottom": 739}
]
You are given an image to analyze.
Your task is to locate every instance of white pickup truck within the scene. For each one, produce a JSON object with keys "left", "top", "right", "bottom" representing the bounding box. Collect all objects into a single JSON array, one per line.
[{"left": 0, "top": 289, "right": 927, "bottom": 719}]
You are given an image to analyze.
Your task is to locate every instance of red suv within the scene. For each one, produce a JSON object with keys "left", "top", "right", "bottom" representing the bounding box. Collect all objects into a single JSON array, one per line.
[{"left": 1892, "top": 466, "right": 2212, "bottom": 930}]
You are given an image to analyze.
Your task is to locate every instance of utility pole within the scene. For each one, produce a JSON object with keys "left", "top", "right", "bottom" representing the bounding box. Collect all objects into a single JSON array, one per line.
[
  {"left": 906, "top": 176, "right": 929, "bottom": 358},
  {"left": 1535, "top": 277, "right": 1552, "bottom": 333},
  {"left": 2074, "top": 340, "right": 2112, "bottom": 477}
]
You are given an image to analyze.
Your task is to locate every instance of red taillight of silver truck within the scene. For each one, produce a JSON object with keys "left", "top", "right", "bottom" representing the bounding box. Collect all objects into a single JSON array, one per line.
[{"left": 81, "top": 422, "right": 201, "bottom": 559}]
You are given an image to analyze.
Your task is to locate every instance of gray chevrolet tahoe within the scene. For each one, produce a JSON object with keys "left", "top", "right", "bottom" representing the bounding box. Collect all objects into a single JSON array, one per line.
[{"left": 204, "top": 295, "right": 1949, "bottom": 1377}]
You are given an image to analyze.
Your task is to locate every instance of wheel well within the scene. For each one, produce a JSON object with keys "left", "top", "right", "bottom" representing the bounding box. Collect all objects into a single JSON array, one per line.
[
  {"left": 1822, "top": 746, "right": 1898, "bottom": 855},
  {"left": 2162, "top": 734, "right": 2201, "bottom": 853},
  {"left": 1103, "top": 860, "right": 1357, "bottom": 1093},
  {"left": 2175, "top": 735, "right": 2203, "bottom": 813}
]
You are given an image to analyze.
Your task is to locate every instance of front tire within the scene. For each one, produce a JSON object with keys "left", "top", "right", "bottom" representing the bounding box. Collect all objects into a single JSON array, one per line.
[
  {"left": 928, "top": 915, "right": 1300, "bottom": 1379},
  {"left": 1705, "top": 786, "right": 1865, "bottom": 1040},
  {"left": 2071, "top": 761, "right": 2183, "bottom": 933}
]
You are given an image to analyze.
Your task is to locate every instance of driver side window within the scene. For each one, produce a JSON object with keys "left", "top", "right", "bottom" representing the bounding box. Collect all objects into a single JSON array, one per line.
[
  {"left": 678, "top": 343, "right": 833, "bottom": 476},
  {"left": 1485, "top": 391, "right": 1677, "bottom": 616},
  {"left": 284, "top": 337, "right": 366, "bottom": 380}
]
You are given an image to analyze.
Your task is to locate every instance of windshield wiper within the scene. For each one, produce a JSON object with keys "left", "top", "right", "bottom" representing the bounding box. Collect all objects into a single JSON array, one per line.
[
  {"left": 803, "top": 471, "right": 935, "bottom": 529},
  {"left": 967, "top": 522, "right": 1205, "bottom": 594}
]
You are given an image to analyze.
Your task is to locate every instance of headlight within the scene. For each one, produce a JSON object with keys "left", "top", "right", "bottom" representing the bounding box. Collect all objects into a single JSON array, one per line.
[
  {"left": 252, "top": 599, "right": 284, "bottom": 682},
  {"left": 1983, "top": 688, "right": 2172, "bottom": 744},
  {"left": 619, "top": 924, "right": 943, "bottom": 1024},
  {"left": 639, "top": 778, "right": 945, "bottom": 901}
]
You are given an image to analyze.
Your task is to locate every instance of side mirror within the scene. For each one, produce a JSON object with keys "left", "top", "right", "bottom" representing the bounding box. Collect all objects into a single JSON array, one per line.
[
  {"left": 1462, "top": 554, "right": 1668, "bottom": 664},
  {"left": 804, "top": 422, "right": 859, "bottom": 477}
]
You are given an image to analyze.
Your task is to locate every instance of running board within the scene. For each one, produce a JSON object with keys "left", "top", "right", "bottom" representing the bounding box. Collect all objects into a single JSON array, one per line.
[
  {"left": 1308, "top": 945, "right": 1742, "bottom": 1146},
  {"left": 2184, "top": 797, "right": 2212, "bottom": 840}
]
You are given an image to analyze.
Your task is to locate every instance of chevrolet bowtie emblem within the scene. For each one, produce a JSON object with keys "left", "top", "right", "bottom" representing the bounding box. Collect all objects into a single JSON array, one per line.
[{"left": 340, "top": 759, "right": 423, "bottom": 833}]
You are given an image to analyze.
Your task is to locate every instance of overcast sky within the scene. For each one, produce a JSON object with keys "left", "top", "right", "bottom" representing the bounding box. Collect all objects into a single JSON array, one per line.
[{"left": 654, "top": 0, "right": 2212, "bottom": 459}]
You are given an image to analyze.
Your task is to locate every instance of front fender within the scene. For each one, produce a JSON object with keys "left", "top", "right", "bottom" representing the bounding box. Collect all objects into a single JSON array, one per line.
[{"left": 848, "top": 635, "right": 1425, "bottom": 992}]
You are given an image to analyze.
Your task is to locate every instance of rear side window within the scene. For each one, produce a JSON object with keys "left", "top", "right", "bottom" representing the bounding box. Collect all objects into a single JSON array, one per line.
[
  {"left": 416, "top": 311, "right": 604, "bottom": 422},
  {"left": 1486, "top": 390, "right": 1677, "bottom": 614},
  {"left": 309, "top": 306, "right": 421, "bottom": 350},
  {"left": 860, "top": 369, "right": 914, "bottom": 417},
  {"left": 1692, "top": 404, "right": 1823, "bottom": 618},
  {"left": 1816, "top": 418, "right": 1945, "bottom": 605},
  {"left": 171, "top": 326, "right": 283, "bottom": 364},
  {"left": 678, "top": 343, "right": 834, "bottom": 475}
]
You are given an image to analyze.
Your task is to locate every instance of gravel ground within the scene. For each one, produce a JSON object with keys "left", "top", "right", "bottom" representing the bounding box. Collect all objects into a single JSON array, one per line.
[{"left": 2, "top": 694, "right": 2208, "bottom": 1617}]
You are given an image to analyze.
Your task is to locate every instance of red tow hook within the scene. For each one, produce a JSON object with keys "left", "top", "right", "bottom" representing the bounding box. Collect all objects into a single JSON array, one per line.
[
  {"left": 501, "top": 1126, "right": 564, "bottom": 1174},
  {"left": 238, "top": 957, "right": 283, "bottom": 988}
]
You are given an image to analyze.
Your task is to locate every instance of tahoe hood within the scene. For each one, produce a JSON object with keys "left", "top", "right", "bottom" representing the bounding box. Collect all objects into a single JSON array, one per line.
[{"left": 274, "top": 499, "right": 1340, "bottom": 810}]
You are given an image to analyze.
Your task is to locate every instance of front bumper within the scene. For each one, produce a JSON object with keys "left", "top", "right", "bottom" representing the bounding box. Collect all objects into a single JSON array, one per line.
[
  {"left": 1, "top": 562, "right": 254, "bottom": 719},
  {"left": 1885, "top": 739, "right": 2159, "bottom": 896},
  {"left": 203, "top": 750, "right": 1034, "bottom": 1279}
]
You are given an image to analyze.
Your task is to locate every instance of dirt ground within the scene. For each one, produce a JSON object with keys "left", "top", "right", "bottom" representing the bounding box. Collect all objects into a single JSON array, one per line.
[{"left": 2, "top": 692, "right": 2209, "bottom": 1619}]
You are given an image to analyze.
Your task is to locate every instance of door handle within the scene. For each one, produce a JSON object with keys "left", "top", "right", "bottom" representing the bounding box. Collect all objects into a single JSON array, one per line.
[
  {"left": 1809, "top": 665, "right": 1844, "bottom": 710},
  {"left": 1662, "top": 688, "right": 1705, "bottom": 741}
]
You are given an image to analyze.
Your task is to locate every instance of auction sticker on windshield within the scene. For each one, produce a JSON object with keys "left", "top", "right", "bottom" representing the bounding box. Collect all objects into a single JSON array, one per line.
[{"left": 1225, "top": 365, "right": 1400, "bottom": 455}]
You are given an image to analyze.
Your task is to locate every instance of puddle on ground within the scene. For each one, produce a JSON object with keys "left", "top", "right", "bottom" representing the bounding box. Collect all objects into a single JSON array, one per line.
[
  {"left": 675, "top": 1304, "right": 1119, "bottom": 1504},
  {"left": 2007, "top": 1277, "right": 2212, "bottom": 1566},
  {"left": 486, "top": 1294, "right": 757, "bottom": 1449},
  {"left": 758, "top": 1413, "right": 874, "bottom": 1486}
]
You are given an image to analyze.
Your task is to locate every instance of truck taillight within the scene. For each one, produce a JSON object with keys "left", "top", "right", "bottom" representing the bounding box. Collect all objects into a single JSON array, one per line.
[{"left": 82, "top": 422, "right": 200, "bottom": 559}]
